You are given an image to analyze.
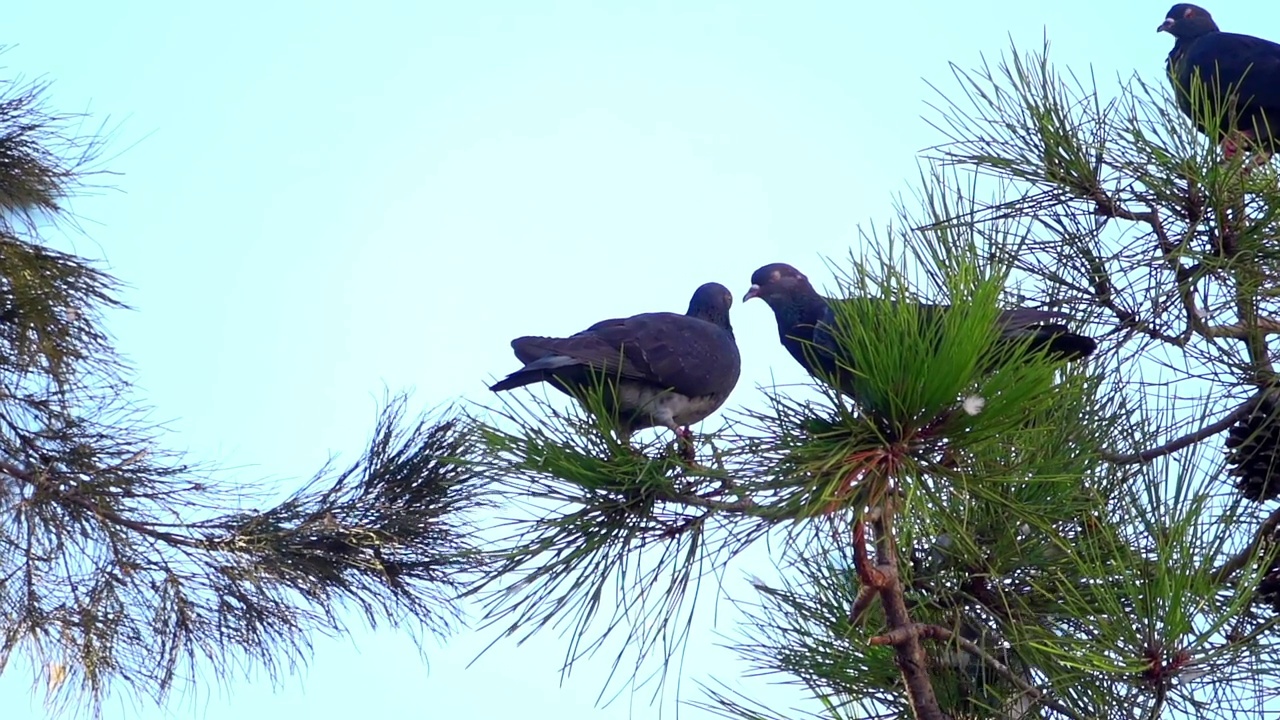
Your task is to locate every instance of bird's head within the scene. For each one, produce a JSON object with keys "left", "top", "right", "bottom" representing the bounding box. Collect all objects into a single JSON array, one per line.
[
  {"left": 1158, "top": 4, "right": 1219, "bottom": 38},
  {"left": 743, "top": 263, "right": 815, "bottom": 308},
  {"left": 687, "top": 282, "right": 734, "bottom": 324}
]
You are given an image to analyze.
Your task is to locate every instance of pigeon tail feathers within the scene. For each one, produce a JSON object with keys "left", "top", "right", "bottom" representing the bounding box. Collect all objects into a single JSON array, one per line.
[
  {"left": 1009, "top": 327, "right": 1097, "bottom": 361},
  {"left": 1041, "top": 331, "right": 1097, "bottom": 360},
  {"left": 489, "top": 353, "right": 584, "bottom": 392}
]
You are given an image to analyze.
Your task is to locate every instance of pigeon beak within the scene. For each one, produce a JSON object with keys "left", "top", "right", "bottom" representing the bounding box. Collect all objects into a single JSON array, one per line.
[
  {"left": 743, "top": 284, "right": 761, "bottom": 302},
  {"left": 1157, "top": 18, "right": 1175, "bottom": 33}
]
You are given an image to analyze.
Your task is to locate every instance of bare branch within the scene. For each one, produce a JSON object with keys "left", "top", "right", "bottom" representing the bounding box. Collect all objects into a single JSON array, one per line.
[
  {"left": 1102, "top": 396, "right": 1260, "bottom": 465},
  {"left": 1212, "top": 505, "right": 1280, "bottom": 586},
  {"left": 1201, "top": 318, "right": 1280, "bottom": 339},
  {"left": 859, "top": 508, "right": 946, "bottom": 720}
]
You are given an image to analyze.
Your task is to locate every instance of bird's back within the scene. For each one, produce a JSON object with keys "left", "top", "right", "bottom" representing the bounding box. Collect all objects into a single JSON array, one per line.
[
  {"left": 605, "top": 312, "right": 739, "bottom": 398},
  {"left": 1173, "top": 31, "right": 1280, "bottom": 134},
  {"left": 509, "top": 311, "right": 738, "bottom": 398}
]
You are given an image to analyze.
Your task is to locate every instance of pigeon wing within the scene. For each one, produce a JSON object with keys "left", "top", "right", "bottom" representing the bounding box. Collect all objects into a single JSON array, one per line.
[
  {"left": 585, "top": 312, "right": 741, "bottom": 398},
  {"left": 1180, "top": 32, "right": 1280, "bottom": 139}
]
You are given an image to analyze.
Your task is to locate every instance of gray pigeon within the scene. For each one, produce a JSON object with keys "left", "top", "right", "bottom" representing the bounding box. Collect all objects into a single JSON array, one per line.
[
  {"left": 491, "top": 282, "right": 741, "bottom": 449},
  {"left": 743, "top": 263, "right": 1096, "bottom": 401}
]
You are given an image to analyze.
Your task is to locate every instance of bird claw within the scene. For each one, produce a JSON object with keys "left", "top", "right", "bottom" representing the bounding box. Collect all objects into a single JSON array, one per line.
[
  {"left": 674, "top": 427, "right": 699, "bottom": 464},
  {"left": 1220, "top": 133, "right": 1270, "bottom": 173}
]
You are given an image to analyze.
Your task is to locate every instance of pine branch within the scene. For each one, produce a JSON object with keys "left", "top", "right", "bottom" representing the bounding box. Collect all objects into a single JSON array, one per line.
[
  {"left": 1201, "top": 318, "right": 1280, "bottom": 339},
  {"left": 1, "top": 394, "right": 486, "bottom": 712},
  {"left": 1076, "top": 241, "right": 1188, "bottom": 347},
  {"left": 1, "top": 458, "right": 209, "bottom": 551},
  {"left": 1102, "top": 395, "right": 1260, "bottom": 465},
  {"left": 1211, "top": 505, "right": 1280, "bottom": 586},
  {"left": 854, "top": 507, "right": 945, "bottom": 720},
  {"left": 1087, "top": 184, "right": 1214, "bottom": 350},
  {"left": 0, "top": 71, "right": 108, "bottom": 226}
]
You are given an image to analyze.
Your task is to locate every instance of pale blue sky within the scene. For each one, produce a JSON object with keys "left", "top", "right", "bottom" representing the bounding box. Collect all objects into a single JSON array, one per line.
[{"left": 3, "top": 1, "right": 1278, "bottom": 718}]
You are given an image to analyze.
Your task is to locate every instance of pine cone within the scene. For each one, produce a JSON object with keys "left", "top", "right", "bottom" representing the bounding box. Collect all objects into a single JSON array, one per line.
[
  {"left": 1257, "top": 554, "right": 1280, "bottom": 614},
  {"left": 1225, "top": 397, "right": 1280, "bottom": 502}
]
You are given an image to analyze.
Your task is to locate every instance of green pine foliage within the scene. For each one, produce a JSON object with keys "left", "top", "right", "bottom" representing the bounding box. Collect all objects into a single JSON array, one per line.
[
  {"left": 464, "top": 41, "right": 1280, "bottom": 720},
  {"left": 0, "top": 74, "right": 487, "bottom": 715},
  {"left": 9, "top": 25, "right": 1280, "bottom": 720}
]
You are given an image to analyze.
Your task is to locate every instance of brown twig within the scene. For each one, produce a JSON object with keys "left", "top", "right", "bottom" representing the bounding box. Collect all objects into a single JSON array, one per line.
[
  {"left": 1090, "top": 192, "right": 1176, "bottom": 252},
  {"left": 1090, "top": 192, "right": 1212, "bottom": 345},
  {"left": 1171, "top": 263, "right": 1207, "bottom": 344},
  {"left": 1212, "top": 505, "right": 1280, "bottom": 585},
  {"left": 849, "top": 519, "right": 879, "bottom": 624},
  {"left": 1101, "top": 395, "right": 1260, "bottom": 465},
  {"left": 659, "top": 487, "right": 759, "bottom": 514},
  {"left": 1076, "top": 241, "right": 1189, "bottom": 347},
  {"left": 850, "top": 585, "right": 879, "bottom": 626},
  {"left": 863, "top": 505, "right": 946, "bottom": 720},
  {"left": 1201, "top": 317, "right": 1280, "bottom": 339}
]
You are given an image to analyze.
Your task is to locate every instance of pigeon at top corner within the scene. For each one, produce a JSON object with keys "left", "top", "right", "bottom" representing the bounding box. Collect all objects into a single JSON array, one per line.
[
  {"left": 1159, "top": 4, "right": 1280, "bottom": 159},
  {"left": 490, "top": 282, "right": 742, "bottom": 453},
  {"left": 742, "top": 262, "right": 1096, "bottom": 402}
]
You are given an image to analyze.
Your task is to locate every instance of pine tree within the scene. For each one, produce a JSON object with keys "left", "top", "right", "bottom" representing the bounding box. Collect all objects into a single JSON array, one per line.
[
  {"left": 463, "top": 43, "right": 1280, "bottom": 719},
  {"left": 0, "top": 74, "right": 486, "bottom": 714}
]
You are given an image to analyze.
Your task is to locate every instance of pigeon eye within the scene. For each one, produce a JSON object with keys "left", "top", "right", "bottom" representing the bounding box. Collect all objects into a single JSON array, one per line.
[{"left": 1183, "top": 7, "right": 1195, "bottom": 17}]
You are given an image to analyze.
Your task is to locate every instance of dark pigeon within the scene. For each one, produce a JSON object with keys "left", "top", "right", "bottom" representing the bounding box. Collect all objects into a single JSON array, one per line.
[
  {"left": 490, "top": 282, "right": 741, "bottom": 450},
  {"left": 1159, "top": 4, "right": 1280, "bottom": 158},
  {"left": 743, "top": 263, "right": 1096, "bottom": 400}
]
